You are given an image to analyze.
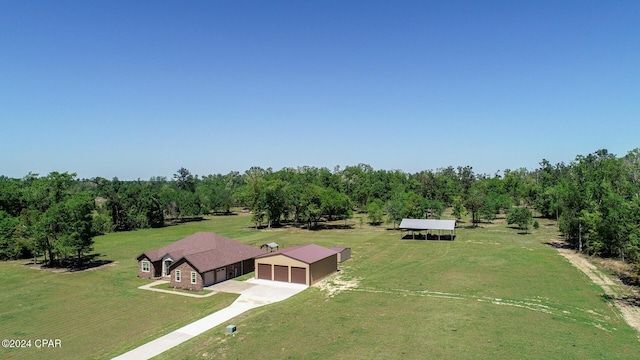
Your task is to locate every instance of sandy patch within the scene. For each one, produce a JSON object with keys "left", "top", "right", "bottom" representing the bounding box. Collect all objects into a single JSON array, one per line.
[
  {"left": 314, "top": 272, "right": 361, "bottom": 297},
  {"left": 555, "top": 247, "right": 640, "bottom": 338}
]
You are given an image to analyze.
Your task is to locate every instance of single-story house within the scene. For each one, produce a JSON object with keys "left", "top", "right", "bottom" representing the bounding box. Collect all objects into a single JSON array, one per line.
[
  {"left": 329, "top": 246, "right": 351, "bottom": 263},
  {"left": 398, "top": 219, "right": 456, "bottom": 240},
  {"left": 255, "top": 244, "right": 338, "bottom": 286},
  {"left": 137, "top": 232, "right": 265, "bottom": 291}
]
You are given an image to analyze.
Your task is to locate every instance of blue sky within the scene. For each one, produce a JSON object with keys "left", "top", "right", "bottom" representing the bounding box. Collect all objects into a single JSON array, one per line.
[{"left": 1, "top": 1, "right": 638, "bottom": 180}]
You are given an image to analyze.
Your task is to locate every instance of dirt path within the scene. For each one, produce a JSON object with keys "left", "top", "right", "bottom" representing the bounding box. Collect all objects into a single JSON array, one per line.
[{"left": 555, "top": 247, "right": 640, "bottom": 338}]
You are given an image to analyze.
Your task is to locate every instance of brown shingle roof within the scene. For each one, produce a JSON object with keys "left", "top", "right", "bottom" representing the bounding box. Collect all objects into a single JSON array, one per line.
[
  {"left": 137, "top": 232, "right": 265, "bottom": 273},
  {"left": 255, "top": 244, "right": 337, "bottom": 264}
]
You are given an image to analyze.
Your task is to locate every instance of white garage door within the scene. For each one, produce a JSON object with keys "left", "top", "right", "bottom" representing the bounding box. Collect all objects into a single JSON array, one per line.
[
  {"left": 216, "top": 267, "right": 226, "bottom": 283},
  {"left": 204, "top": 271, "right": 215, "bottom": 286}
]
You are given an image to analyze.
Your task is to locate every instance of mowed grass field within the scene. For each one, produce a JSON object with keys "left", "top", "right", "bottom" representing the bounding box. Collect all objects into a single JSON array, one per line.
[{"left": 2, "top": 212, "right": 640, "bottom": 359}]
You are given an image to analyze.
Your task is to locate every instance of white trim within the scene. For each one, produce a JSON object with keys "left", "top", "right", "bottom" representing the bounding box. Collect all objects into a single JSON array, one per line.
[
  {"left": 141, "top": 260, "right": 150, "bottom": 273},
  {"left": 175, "top": 269, "right": 181, "bottom": 282},
  {"left": 191, "top": 271, "right": 197, "bottom": 284}
]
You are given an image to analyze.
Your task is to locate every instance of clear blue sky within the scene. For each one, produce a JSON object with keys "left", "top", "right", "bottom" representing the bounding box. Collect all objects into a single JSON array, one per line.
[{"left": 1, "top": 1, "right": 638, "bottom": 180}]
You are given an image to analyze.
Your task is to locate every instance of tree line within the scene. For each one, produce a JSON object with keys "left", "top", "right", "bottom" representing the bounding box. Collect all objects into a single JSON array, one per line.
[{"left": 1, "top": 148, "right": 639, "bottom": 271}]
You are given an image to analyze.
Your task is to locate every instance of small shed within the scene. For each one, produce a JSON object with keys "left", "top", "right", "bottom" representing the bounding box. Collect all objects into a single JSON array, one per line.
[
  {"left": 329, "top": 247, "right": 351, "bottom": 263},
  {"left": 398, "top": 219, "right": 456, "bottom": 240},
  {"left": 260, "top": 242, "right": 279, "bottom": 252},
  {"left": 255, "top": 244, "right": 338, "bottom": 286}
]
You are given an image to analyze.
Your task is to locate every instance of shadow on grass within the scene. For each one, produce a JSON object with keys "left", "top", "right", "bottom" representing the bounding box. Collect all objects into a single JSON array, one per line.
[
  {"left": 308, "top": 223, "right": 354, "bottom": 231},
  {"left": 544, "top": 240, "right": 573, "bottom": 249},
  {"left": 165, "top": 216, "right": 207, "bottom": 226},
  {"left": 209, "top": 212, "right": 238, "bottom": 216},
  {"left": 23, "top": 253, "right": 114, "bottom": 272},
  {"left": 602, "top": 293, "right": 640, "bottom": 307},
  {"left": 248, "top": 222, "right": 355, "bottom": 231}
]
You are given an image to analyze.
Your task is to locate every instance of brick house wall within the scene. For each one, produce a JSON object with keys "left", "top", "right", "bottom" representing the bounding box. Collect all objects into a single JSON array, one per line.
[
  {"left": 138, "top": 256, "right": 155, "bottom": 279},
  {"left": 170, "top": 260, "right": 203, "bottom": 291}
]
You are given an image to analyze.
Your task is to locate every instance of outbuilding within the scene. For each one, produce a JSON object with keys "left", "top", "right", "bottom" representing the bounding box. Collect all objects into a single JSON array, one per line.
[
  {"left": 398, "top": 219, "right": 456, "bottom": 240},
  {"left": 329, "top": 246, "right": 351, "bottom": 263},
  {"left": 254, "top": 244, "right": 338, "bottom": 286}
]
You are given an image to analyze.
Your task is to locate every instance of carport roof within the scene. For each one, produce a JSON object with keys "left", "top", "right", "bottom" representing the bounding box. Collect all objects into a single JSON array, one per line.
[
  {"left": 398, "top": 219, "right": 456, "bottom": 231},
  {"left": 256, "top": 244, "right": 337, "bottom": 264}
]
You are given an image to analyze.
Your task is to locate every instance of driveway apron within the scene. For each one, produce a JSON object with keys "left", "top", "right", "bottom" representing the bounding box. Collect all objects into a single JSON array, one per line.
[{"left": 112, "top": 279, "right": 306, "bottom": 360}]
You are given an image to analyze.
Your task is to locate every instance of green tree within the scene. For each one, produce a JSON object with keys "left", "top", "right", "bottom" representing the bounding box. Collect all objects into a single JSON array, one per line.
[
  {"left": 425, "top": 200, "right": 444, "bottom": 219},
  {"left": 320, "top": 188, "right": 352, "bottom": 221},
  {"left": 366, "top": 199, "right": 384, "bottom": 225},
  {"left": 385, "top": 191, "right": 406, "bottom": 229},
  {"left": 465, "top": 188, "right": 484, "bottom": 227},
  {"left": 62, "top": 193, "right": 96, "bottom": 265},
  {"left": 451, "top": 196, "right": 467, "bottom": 220},
  {"left": 507, "top": 206, "right": 533, "bottom": 233},
  {"left": 173, "top": 167, "right": 196, "bottom": 192}
]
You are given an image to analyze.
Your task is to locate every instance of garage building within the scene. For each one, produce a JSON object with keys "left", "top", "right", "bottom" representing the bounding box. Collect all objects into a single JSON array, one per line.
[{"left": 255, "top": 244, "right": 338, "bottom": 286}]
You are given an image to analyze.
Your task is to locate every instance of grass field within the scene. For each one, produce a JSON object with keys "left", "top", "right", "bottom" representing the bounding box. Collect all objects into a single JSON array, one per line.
[{"left": 1, "top": 212, "right": 640, "bottom": 359}]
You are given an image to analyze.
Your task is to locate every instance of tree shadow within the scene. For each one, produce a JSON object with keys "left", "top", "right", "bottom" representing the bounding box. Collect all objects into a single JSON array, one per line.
[
  {"left": 544, "top": 240, "right": 573, "bottom": 249},
  {"left": 210, "top": 211, "right": 238, "bottom": 216},
  {"left": 164, "top": 216, "right": 207, "bottom": 226},
  {"left": 602, "top": 293, "right": 640, "bottom": 307},
  {"left": 24, "top": 253, "right": 114, "bottom": 272},
  {"left": 309, "top": 223, "right": 354, "bottom": 231}
]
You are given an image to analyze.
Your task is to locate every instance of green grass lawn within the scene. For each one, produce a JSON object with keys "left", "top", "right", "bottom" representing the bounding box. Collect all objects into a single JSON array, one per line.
[{"left": 1, "top": 213, "right": 639, "bottom": 359}]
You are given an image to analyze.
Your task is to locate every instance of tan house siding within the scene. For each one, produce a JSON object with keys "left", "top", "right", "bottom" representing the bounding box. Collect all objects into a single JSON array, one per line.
[
  {"left": 310, "top": 254, "right": 338, "bottom": 285},
  {"left": 256, "top": 254, "right": 307, "bottom": 267},
  {"left": 170, "top": 260, "right": 203, "bottom": 291},
  {"left": 255, "top": 251, "right": 338, "bottom": 286},
  {"left": 255, "top": 255, "right": 310, "bottom": 284},
  {"left": 337, "top": 248, "right": 351, "bottom": 263}
]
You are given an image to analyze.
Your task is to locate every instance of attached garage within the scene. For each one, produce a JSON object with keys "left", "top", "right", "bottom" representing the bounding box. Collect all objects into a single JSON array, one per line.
[
  {"left": 204, "top": 271, "right": 215, "bottom": 286},
  {"left": 215, "top": 267, "right": 227, "bottom": 283},
  {"left": 254, "top": 244, "right": 339, "bottom": 286}
]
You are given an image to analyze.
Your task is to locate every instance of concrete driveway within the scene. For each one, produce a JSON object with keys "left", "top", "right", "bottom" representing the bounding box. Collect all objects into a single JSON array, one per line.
[{"left": 113, "top": 279, "right": 307, "bottom": 360}]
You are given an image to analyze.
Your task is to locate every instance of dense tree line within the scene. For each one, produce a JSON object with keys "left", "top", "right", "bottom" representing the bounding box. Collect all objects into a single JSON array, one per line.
[
  {"left": 2, "top": 148, "right": 640, "bottom": 272},
  {"left": 0, "top": 172, "right": 94, "bottom": 265}
]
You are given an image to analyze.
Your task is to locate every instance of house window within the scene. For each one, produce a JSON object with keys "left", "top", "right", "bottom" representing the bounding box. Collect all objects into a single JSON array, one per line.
[
  {"left": 175, "top": 270, "right": 181, "bottom": 282},
  {"left": 191, "top": 271, "right": 197, "bottom": 284},
  {"left": 141, "top": 261, "right": 150, "bottom": 272}
]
